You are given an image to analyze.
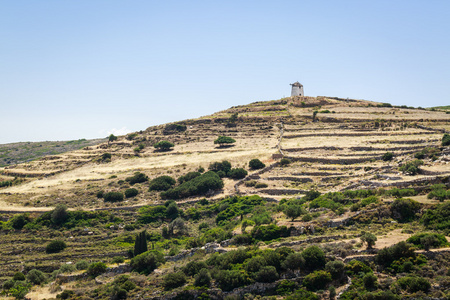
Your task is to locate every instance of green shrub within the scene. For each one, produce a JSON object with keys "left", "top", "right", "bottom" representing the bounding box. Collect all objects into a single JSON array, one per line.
[
  {"left": 10, "top": 214, "right": 29, "bottom": 230},
  {"left": 406, "top": 232, "right": 449, "bottom": 250},
  {"left": 130, "top": 250, "right": 165, "bottom": 275},
  {"left": 75, "top": 260, "right": 89, "bottom": 270},
  {"left": 390, "top": 198, "right": 421, "bottom": 222},
  {"left": 194, "top": 269, "right": 211, "bottom": 287},
  {"left": 303, "top": 270, "right": 332, "bottom": 291},
  {"left": 325, "top": 260, "right": 345, "bottom": 281},
  {"left": 228, "top": 168, "right": 248, "bottom": 179},
  {"left": 214, "top": 136, "right": 236, "bottom": 147},
  {"left": 13, "top": 272, "right": 25, "bottom": 281},
  {"left": 161, "top": 171, "right": 223, "bottom": 200},
  {"left": 345, "top": 260, "right": 372, "bottom": 275},
  {"left": 96, "top": 190, "right": 104, "bottom": 198},
  {"left": 442, "top": 133, "right": 450, "bottom": 146},
  {"left": 208, "top": 161, "right": 232, "bottom": 174},
  {"left": 285, "top": 288, "right": 318, "bottom": 300},
  {"left": 103, "top": 191, "right": 124, "bottom": 202},
  {"left": 302, "top": 246, "right": 326, "bottom": 271},
  {"left": 163, "top": 272, "right": 186, "bottom": 290},
  {"left": 101, "top": 152, "right": 112, "bottom": 161},
  {"left": 255, "top": 266, "right": 279, "bottom": 283},
  {"left": 363, "top": 273, "right": 377, "bottom": 290},
  {"left": 249, "top": 159, "right": 265, "bottom": 170},
  {"left": 46, "top": 240, "right": 67, "bottom": 253},
  {"left": 58, "top": 264, "right": 76, "bottom": 273},
  {"left": 124, "top": 188, "right": 139, "bottom": 198},
  {"left": 87, "top": 262, "right": 107, "bottom": 277},
  {"left": 178, "top": 172, "right": 201, "bottom": 184},
  {"left": 125, "top": 172, "right": 148, "bottom": 185},
  {"left": 214, "top": 269, "right": 252, "bottom": 291},
  {"left": 164, "top": 123, "right": 186, "bottom": 133},
  {"left": 182, "top": 261, "right": 208, "bottom": 277},
  {"left": 397, "top": 276, "right": 430, "bottom": 293},
  {"left": 382, "top": 152, "right": 394, "bottom": 161},
  {"left": 148, "top": 176, "right": 176, "bottom": 191},
  {"left": 421, "top": 202, "right": 450, "bottom": 234},
  {"left": 282, "top": 252, "right": 304, "bottom": 271},
  {"left": 399, "top": 159, "right": 423, "bottom": 175},
  {"left": 386, "top": 188, "right": 417, "bottom": 198},
  {"left": 276, "top": 280, "right": 298, "bottom": 296},
  {"left": 154, "top": 140, "right": 174, "bottom": 151},
  {"left": 51, "top": 204, "right": 68, "bottom": 225},
  {"left": 57, "top": 290, "right": 74, "bottom": 299},
  {"left": 27, "top": 269, "right": 46, "bottom": 285},
  {"left": 303, "top": 190, "right": 321, "bottom": 201},
  {"left": 375, "top": 241, "right": 416, "bottom": 267},
  {"left": 251, "top": 224, "right": 290, "bottom": 241},
  {"left": 280, "top": 158, "right": 291, "bottom": 166}
]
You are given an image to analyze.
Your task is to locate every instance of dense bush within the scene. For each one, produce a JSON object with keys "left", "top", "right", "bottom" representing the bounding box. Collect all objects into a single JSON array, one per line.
[
  {"left": 103, "top": 191, "right": 124, "bottom": 202},
  {"left": 130, "top": 250, "right": 165, "bottom": 275},
  {"left": 345, "top": 260, "right": 372, "bottom": 276},
  {"left": 178, "top": 172, "right": 201, "bottom": 184},
  {"left": 281, "top": 252, "right": 304, "bottom": 271},
  {"left": 427, "top": 184, "right": 450, "bottom": 201},
  {"left": 214, "top": 269, "right": 251, "bottom": 291},
  {"left": 164, "top": 123, "right": 186, "bottom": 133},
  {"left": 375, "top": 241, "right": 416, "bottom": 267},
  {"left": 399, "top": 159, "right": 423, "bottom": 175},
  {"left": 87, "top": 262, "right": 107, "bottom": 277},
  {"left": 386, "top": 188, "right": 417, "bottom": 198},
  {"left": 10, "top": 214, "right": 29, "bottom": 230},
  {"left": 382, "top": 152, "right": 394, "bottom": 161},
  {"left": 125, "top": 172, "right": 148, "bottom": 185},
  {"left": 301, "top": 246, "right": 326, "bottom": 271},
  {"left": 397, "top": 276, "right": 431, "bottom": 293},
  {"left": 406, "top": 232, "right": 449, "bottom": 250},
  {"left": 442, "top": 133, "right": 450, "bottom": 146},
  {"left": 138, "top": 205, "right": 167, "bottom": 223},
  {"left": 161, "top": 171, "right": 223, "bottom": 200},
  {"left": 421, "top": 202, "right": 450, "bottom": 234},
  {"left": 124, "top": 188, "right": 139, "bottom": 198},
  {"left": 280, "top": 158, "right": 291, "bottom": 166},
  {"left": 325, "top": 260, "right": 345, "bottom": 281},
  {"left": 390, "top": 198, "right": 421, "bottom": 222},
  {"left": 76, "top": 260, "right": 89, "bottom": 270},
  {"left": 163, "top": 272, "right": 186, "bottom": 290},
  {"left": 46, "top": 240, "right": 67, "bottom": 253},
  {"left": 194, "top": 269, "right": 211, "bottom": 287},
  {"left": 154, "top": 140, "right": 174, "bottom": 151},
  {"left": 251, "top": 224, "right": 290, "bottom": 241},
  {"left": 214, "top": 136, "right": 236, "bottom": 147},
  {"left": 249, "top": 159, "right": 265, "bottom": 170},
  {"left": 182, "top": 261, "right": 208, "bottom": 277},
  {"left": 285, "top": 288, "right": 318, "bottom": 300},
  {"left": 51, "top": 204, "right": 68, "bottom": 225},
  {"left": 27, "top": 269, "right": 46, "bottom": 285},
  {"left": 148, "top": 176, "right": 176, "bottom": 191},
  {"left": 255, "top": 266, "right": 279, "bottom": 283},
  {"left": 208, "top": 161, "right": 232, "bottom": 174},
  {"left": 13, "top": 272, "right": 25, "bottom": 281},
  {"left": 303, "top": 270, "right": 332, "bottom": 291},
  {"left": 228, "top": 168, "right": 248, "bottom": 179}
]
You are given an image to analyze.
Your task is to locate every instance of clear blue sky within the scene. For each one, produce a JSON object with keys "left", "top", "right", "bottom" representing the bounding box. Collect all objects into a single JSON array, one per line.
[{"left": 1, "top": 1, "right": 449, "bottom": 144}]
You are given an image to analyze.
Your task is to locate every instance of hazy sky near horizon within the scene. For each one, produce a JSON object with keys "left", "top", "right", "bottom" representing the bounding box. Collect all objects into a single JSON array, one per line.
[{"left": 1, "top": 1, "right": 449, "bottom": 144}]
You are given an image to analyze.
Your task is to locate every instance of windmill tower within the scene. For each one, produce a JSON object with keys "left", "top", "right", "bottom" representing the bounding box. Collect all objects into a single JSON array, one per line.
[{"left": 290, "top": 82, "right": 304, "bottom": 96}]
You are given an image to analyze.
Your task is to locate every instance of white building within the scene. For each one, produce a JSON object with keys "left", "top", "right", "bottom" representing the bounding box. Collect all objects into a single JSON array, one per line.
[{"left": 290, "top": 82, "right": 304, "bottom": 96}]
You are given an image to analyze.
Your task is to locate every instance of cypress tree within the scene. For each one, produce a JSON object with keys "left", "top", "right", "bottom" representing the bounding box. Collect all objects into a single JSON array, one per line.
[{"left": 134, "top": 230, "right": 148, "bottom": 256}]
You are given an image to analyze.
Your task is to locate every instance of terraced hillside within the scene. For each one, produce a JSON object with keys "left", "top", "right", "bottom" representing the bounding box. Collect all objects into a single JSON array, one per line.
[
  {"left": 1, "top": 96, "right": 448, "bottom": 209},
  {"left": 0, "top": 96, "right": 450, "bottom": 300}
]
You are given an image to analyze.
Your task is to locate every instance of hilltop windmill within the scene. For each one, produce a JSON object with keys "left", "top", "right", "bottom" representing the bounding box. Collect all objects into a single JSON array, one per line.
[{"left": 290, "top": 82, "right": 304, "bottom": 96}]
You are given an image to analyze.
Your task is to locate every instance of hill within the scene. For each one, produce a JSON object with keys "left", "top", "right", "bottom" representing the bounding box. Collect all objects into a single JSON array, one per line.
[
  {"left": 0, "top": 96, "right": 449, "bottom": 300},
  {"left": 0, "top": 138, "right": 106, "bottom": 167}
]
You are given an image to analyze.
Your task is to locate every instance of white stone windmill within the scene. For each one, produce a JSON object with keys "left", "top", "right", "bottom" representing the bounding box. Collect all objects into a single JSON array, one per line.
[{"left": 290, "top": 82, "right": 304, "bottom": 96}]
